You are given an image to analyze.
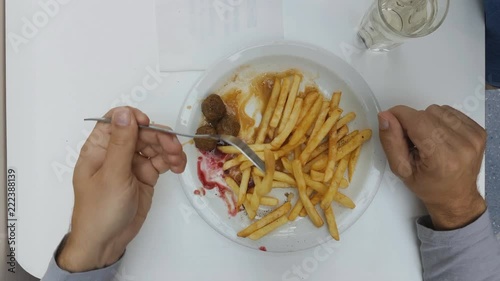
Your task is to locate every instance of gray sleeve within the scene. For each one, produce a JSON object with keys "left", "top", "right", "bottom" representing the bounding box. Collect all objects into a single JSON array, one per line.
[
  {"left": 41, "top": 256, "right": 122, "bottom": 281},
  {"left": 41, "top": 236, "right": 123, "bottom": 281},
  {"left": 417, "top": 209, "right": 500, "bottom": 281}
]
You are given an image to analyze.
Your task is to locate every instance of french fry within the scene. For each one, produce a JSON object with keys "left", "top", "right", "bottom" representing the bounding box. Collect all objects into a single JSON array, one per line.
[
  {"left": 321, "top": 157, "right": 349, "bottom": 210},
  {"left": 310, "top": 193, "right": 322, "bottom": 206},
  {"left": 259, "top": 197, "right": 279, "bottom": 207},
  {"left": 311, "top": 155, "right": 329, "bottom": 171},
  {"left": 310, "top": 170, "right": 325, "bottom": 182},
  {"left": 253, "top": 172, "right": 262, "bottom": 187},
  {"left": 337, "top": 125, "right": 349, "bottom": 140},
  {"left": 329, "top": 91, "right": 342, "bottom": 110},
  {"left": 254, "top": 151, "right": 280, "bottom": 161},
  {"left": 267, "top": 127, "right": 276, "bottom": 140},
  {"left": 334, "top": 192, "right": 355, "bottom": 209},
  {"left": 243, "top": 199, "right": 256, "bottom": 220},
  {"left": 340, "top": 178, "right": 349, "bottom": 188},
  {"left": 223, "top": 157, "right": 243, "bottom": 171},
  {"left": 294, "top": 145, "right": 302, "bottom": 160},
  {"left": 338, "top": 130, "right": 359, "bottom": 148},
  {"left": 270, "top": 77, "right": 292, "bottom": 129},
  {"left": 247, "top": 174, "right": 261, "bottom": 217},
  {"left": 308, "top": 100, "right": 330, "bottom": 145},
  {"left": 297, "top": 92, "right": 319, "bottom": 124},
  {"left": 281, "top": 157, "right": 293, "bottom": 173},
  {"left": 300, "top": 108, "right": 343, "bottom": 164},
  {"left": 238, "top": 150, "right": 270, "bottom": 171},
  {"left": 303, "top": 153, "right": 328, "bottom": 173},
  {"left": 299, "top": 207, "right": 307, "bottom": 217},
  {"left": 299, "top": 193, "right": 322, "bottom": 217},
  {"left": 277, "top": 74, "right": 302, "bottom": 134},
  {"left": 218, "top": 144, "right": 272, "bottom": 155},
  {"left": 310, "top": 142, "right": 329, "bottom": 160},
  {"left": 238, "top": 202, "right": 291, "bottom": 237},
  {"left": 323, "top": 130, "right": 338, "bottom": 183},
  {"left": 325, "top": 207, "right": 340, "bottom": 241},
  {"left": 292, "top": 160, "right": 324, "bottom": 227},
  {"left": 255, "top": 78, "right": 281, "bottom": 144},
  {"left": 275, "top": 137, "right": 306, "bottom": 158},
  {"left": 225, "top": 177, "right": 240, "bottom": 194},
  {"left": 288, "top": 97, "right": 323, "bottom": 146},
  {"left": 251, "top": 150, "right": 275, "bottom": 210},
  {"left": 299, "top": 192, "right": 320, "bottom": 217},
  {"left": 240, "top": 161, "right": 254, "bottom": 171},
  {"left": 303, "top": 175, "right": 348, "bottom": 194},
  {"left": 238, "top": 168, "right": 251, "bottom": 206},
  {"left": 335, "top": 112, "right": 356, "bottom": 130},
  {"left": 272, "top": 98, "right": 303, "bottom": 149},
  {"left": 250, "top": 187, "right": 261, "bottom": 211},
  {"left": 304, "top": 175, "right": 328, "bottom": 194},
  {"left": 306, "top": 123, "right": 314, "bottom": 137},
  {"left": 336, "top": 129, "right": 372, "bottom": 161},
  {"left": 254, "top": 168, "right": 296, "bottom": 186},
  {"left": 288, "top": 188, "right": 314, "bottom": 221},
  {"left": 240, "top": 151, "right": 279, "bottom": 168},
  {"left": 348, "top": 146, "right": 362, "bottom": 182},
  {"left": 272, "top": 181, "right": 293, "bottom": 188},
  {"left": 261, "top": 149, "right": 276, "bottom": 195},
  {"left": 248, "top": 215, "right": 289, "bottom": 240},
  {"left": 246, "top": 194, "right": 279, "bottom": 206}
]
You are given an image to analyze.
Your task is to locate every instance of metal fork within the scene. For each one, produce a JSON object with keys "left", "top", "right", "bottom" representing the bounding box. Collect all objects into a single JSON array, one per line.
[{"left": 84, "top": 117, "right": 266, "bottom": 172}]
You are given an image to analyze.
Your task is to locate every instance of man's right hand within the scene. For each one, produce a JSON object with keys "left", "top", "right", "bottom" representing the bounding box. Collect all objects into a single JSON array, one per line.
[
  {"left": 378, "top": 105, "right": 487, "bottom": 230},
  {"left": 57, "top": 107, "right": 186, "bottom": 272}
]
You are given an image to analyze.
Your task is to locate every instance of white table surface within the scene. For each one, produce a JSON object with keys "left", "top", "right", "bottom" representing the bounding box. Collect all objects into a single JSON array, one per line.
[{"left": 6, "top": 0, "right": 485, "bottom": 280}]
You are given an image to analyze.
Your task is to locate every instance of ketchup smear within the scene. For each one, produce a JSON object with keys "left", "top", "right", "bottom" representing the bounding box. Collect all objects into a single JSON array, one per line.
[
  {"left": 259, "top": 246, "right": 267, "bottom": 252},
  {"left": 193, "top": 188, "right": 206, "bottom": 196},
  {"left": 197, "top": 150, "right": 238, "bottom": 217}
]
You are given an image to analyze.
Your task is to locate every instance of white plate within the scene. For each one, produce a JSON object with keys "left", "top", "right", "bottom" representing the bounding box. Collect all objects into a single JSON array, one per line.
[{"left": 176, "top": 42, "right": 386, "bottom": 252}]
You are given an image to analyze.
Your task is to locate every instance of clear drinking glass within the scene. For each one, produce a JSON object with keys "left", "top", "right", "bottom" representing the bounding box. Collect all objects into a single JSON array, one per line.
[{"left": 358, "top": 0, "right": 450, "bottom": 51}]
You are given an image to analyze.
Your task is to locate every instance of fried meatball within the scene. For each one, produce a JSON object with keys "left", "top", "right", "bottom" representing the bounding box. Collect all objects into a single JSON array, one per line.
[
  {"left": 216, "top": 115, "right": 240, "bottom": 137},
  {"left": 194, "top": 125, "right": 218, "bottom": 151},
  {"left": 202, "top": 94, "right": 226, "bottom": 122}
]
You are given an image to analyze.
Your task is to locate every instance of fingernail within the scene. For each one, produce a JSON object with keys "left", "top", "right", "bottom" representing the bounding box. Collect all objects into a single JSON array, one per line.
[
  {"left": 378, "top": 113, "right": 389, "bottom": 131},
  {"left": 113, "top": 108, "right": 131, "bottom": 127}
]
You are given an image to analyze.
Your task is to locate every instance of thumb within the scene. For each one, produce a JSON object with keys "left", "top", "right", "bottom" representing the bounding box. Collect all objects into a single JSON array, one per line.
[
  {"left": 104, "top": 107, "right": 138, "bottom": 175},
  {"left": 378, "top": 111, "right": 413, "bottom": 179}
]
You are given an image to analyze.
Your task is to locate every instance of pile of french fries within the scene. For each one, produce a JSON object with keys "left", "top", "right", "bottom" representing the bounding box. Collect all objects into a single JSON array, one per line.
[{"left": 218, "top": 73, "right": 372, "bottom": 241}]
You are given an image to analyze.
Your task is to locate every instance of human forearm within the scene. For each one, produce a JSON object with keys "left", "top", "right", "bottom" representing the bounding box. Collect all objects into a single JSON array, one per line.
[{"left": 425, "top": 191, "right": 487, "bottom": 231}]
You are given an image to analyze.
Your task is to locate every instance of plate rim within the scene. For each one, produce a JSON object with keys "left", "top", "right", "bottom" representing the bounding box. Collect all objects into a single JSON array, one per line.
[{"left": 175, "top": 40, "right": 386, "bottom": 253}]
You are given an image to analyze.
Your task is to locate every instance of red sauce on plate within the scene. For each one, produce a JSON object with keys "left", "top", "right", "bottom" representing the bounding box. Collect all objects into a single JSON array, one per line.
[
  {"left": 197, "top": 150, "right": 238, "bottom": 217},
  {"left": 193, "top": 188, "right": 206, "bottom": 196},
  {"left": 259, "top": 246, "right": 267, "bottom": 251}
]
